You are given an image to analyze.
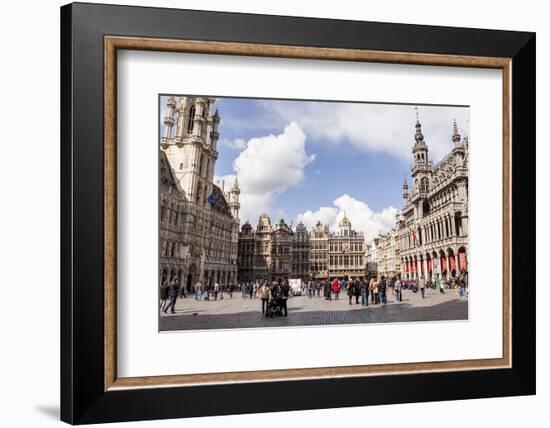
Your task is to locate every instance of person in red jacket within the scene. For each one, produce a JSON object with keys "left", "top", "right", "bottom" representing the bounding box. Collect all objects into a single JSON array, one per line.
[{"left": 332, "top": 279, "right": 340, "bottom": 300}]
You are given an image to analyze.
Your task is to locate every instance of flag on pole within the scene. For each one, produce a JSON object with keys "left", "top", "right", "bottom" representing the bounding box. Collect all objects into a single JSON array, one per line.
[{"left": 409, "top": 224, "right": 420, "bottom": 246}]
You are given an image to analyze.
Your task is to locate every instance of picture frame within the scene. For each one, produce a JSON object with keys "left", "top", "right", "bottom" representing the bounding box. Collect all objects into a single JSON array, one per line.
[{"left": 60, "top": 2, "right": 535, "bottom": 424}]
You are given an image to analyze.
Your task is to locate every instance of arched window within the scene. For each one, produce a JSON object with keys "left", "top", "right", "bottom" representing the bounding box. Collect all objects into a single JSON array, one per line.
[
  {"left": 420, "top": 177, "right": 429, "bottom": 193},
  {"left": 187, "top": 105, "right": 196, "bottom": 133},
  {"left": 422, "top": 200, "right": 430, "bottom": 217}
]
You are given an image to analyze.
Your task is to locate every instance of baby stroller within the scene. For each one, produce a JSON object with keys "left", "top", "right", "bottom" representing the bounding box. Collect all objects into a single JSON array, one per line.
[{"left": 265, "top": 296, "right": 284, "bottom": 318}]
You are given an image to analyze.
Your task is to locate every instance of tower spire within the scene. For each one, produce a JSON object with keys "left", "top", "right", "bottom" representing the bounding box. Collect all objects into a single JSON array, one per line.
[
  {"left": 414, "top": 107, "right": 424, "bottom": 143},
  {"left": 452, "top": 118, "right": 461, "bottom": 144}
]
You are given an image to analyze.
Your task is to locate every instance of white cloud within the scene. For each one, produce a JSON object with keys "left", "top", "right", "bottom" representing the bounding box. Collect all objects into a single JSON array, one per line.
[
  {"left": 215, "top": 122, "right": 315, "bottom": 225},
  {"left": 234, "top": 122, "right": 315, "bottom": 195},
  {"left": 220, "top": 137, "right": 246, "bottom": 150},
  {"left": 260, "top": 101, "right": 469, "bottom": 163},
  {"left": 296, "top": 194, "right": 398, "bottom": 243}
]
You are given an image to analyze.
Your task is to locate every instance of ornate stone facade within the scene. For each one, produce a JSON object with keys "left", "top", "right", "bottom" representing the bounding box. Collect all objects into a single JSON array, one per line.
[
  {"left": 309, "top": 221, "right": 330, "bottom": 280},
  {"left": 159, "top": 96, "right": 240, "bottom": 292},
  {"left": 327, "top": 216, "right": 365, "bottom": 280},
  {"left": 292, "top": 222, "right": 310, "bottom": 281},
  {"left": 371, "top": 229, "right": 400, "bottom": 278},
  {"left": 396, "top": 116, "right": 469, "bottom": 281},
  {"left": 237, "top": 215, "right": 365, "bottom": 282}
]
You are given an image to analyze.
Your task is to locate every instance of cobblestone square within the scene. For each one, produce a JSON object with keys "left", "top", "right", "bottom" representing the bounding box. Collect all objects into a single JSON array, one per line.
[{"left": 160, "top": 288, "right": 468, "bottom": 331}]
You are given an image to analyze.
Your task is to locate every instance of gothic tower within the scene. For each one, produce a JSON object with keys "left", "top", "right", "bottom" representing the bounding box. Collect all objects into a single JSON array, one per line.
[
  {"left": 411, "top": 110, "right": 433, "bottom": 199},
  {"left": 228, "top": 177, "right": 241, "bottom": 220},
  {"left": 161, "top": 96, "right": 218, "bottom": 207}
]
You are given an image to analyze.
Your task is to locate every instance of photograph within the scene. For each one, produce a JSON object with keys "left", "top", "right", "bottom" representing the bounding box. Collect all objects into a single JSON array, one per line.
[
  {"left": 52, "top": 1, "right": 536, "bottom": 424},
  {"left": 158, "top": 95, "right": 470, "bottom": 331}
]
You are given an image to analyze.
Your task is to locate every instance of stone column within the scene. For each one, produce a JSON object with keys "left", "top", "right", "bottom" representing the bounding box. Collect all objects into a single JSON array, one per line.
[
  {"left": 163, "top": 97, "right": 176, "bottom": 139},
  {"left": 449, "top": 213, "right": 456, "bottom": 236},
  {"left": 192, "top": 98, "right": 205, "bottom": 137},
  {"left": 175, "top": 97, "right": 187, "bottom": 139},
  {"left": 461, "top": 215, "right": 469, "bottom": 235}
]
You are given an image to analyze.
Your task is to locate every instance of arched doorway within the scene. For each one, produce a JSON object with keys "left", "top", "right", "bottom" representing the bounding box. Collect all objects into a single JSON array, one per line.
[
  {"left": 186, "top": 264, "right": 197, "bottom": 293},
  {"left": 447, "top": 248, "right": 456, "bottom": 277},
  {"left": 426, "top": 253, "right": 432, "bottom": 280},
  {"left": 439, "top": 250, "right": 447, "bottom": 279},
  {"left": 458, "top": 246, "right": 468, "bottom": 274}
]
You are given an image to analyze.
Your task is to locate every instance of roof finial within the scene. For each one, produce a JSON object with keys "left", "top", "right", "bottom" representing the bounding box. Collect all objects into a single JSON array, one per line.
[
  {"left": 452, "top": 118, "right": 461, "bottom": 144},
  {"left": 414, "top": 106, "right": 424, "bottom": 143}
]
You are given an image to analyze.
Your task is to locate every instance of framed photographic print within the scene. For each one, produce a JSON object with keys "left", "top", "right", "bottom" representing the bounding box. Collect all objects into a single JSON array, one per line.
[{"left": 61, "top": 2, "right": 536, "bottom": 424}]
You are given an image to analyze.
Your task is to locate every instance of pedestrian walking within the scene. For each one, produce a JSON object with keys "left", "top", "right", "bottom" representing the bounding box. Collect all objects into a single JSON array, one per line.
[
  {"left": 281, "top": 281, "right": 290, "bottom": 316},
  {"left": 213, "top": 282, "right": 220, "bottom": 300},
  {"left": 379, "top": 276, "right": 387, "bottom": 304},
  {"left": 163, "top": 278, "right": 179, "bottom": 314},
  {"left": 459, "top": 275, "right": 467, "bottom": 298},
  {"left": 394, "top": 275, "right": 402, "bottom": 302},
  {"left": 347, "top": 280, "right": 354, "bottom": 305},
  {"left": 436, "top": 276, "right": 444, "bottom": 294},
  {"left": 368, "top": 277, "right": 375, "bottom": 303},
  {"left": 418, "top": 275, "right": 426, "bottom": 298},
  {"left": 160, "top": 280, "right": 169, "bottom": 311},
  {"left": 360, "top": 279, "right": 369, "bottom": 306},
  {"left": 373, "top": 277, "right": 380, "bottom": 304},
  {"left": 228, "top": 283, "right": 233, "bottom": 298},
  {"left": 179, "top": 278, "right": 186, "bottom": 298},
  {"left": 332, "top": 279, "right": 340, "bottom": 300},
  {"left": 260, "top": 282, "right": 271, "bottom": 314},
  {"left": 194, "top": 281, "right": 202, "bottom": 300},
  {"left": 353, "top": 279, "right": 361, "bottom": 304}
]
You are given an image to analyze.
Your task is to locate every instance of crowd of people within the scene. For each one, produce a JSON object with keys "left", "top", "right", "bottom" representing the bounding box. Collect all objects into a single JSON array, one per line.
[{"left": 159, "top": 271, "right": 468, "bottom": 315}]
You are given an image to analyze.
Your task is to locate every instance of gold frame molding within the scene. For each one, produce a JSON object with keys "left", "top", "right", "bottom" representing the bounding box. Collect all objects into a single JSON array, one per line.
[{"left": 104, "top": 35, "right": 512, "bottom": 391}]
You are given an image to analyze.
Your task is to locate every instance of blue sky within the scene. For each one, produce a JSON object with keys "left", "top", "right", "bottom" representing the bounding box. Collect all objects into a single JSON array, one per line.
[{"left": 160, "top": 96, "right": 469, "bottom": 242}]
